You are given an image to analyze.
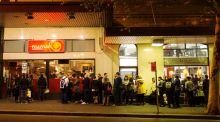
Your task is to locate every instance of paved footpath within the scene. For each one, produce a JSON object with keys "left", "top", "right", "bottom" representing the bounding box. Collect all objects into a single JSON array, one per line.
[{"left": 0, "top": 99, "right": 219, "bottom": 120}]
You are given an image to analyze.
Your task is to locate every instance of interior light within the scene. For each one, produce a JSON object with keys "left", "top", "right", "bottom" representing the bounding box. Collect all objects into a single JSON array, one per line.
[
  {"left": 152, "top": 43, "right": 163, "bottom": 46},
  {"left": 52, "top": 34, "right": 57, "bottom": 39},
  {"left": 20, "top": 35, "right": 24, "bottom": 39},
  {"left": 80, "top": 35, "right": 85, "bottom": 40}
]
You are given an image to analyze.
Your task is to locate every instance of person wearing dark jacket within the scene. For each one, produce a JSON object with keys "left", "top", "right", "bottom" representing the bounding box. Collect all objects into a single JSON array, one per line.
[
  {"left": 97, "top": 74, "right": 103, "bottom": 104},
  {"left": 165, "top": 78, "right": 173, "bottom": 108},
  {"left": 113, "top": 72, "right": 122, "bottom": 106},
  {"left": 172, "top": 75, "right": 181, "bottom": 108},
  {"left": 82, "top": 74, "right": 90, "bottom": 104},
  {"left": 38, "top": 74, "right": 47, "bottom": 101},
  {"left": 203, "top": 75, "right": 209, "bottom": 106},
  {"left": 19, "top": 74, "right": 28, "bottom": 103},
  {"left": 14, "top": 75, "right": 20, "bottom": 103}
]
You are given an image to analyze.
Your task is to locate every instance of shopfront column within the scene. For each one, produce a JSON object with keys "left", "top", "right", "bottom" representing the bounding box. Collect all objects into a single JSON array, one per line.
[{"left": 0, "top": 27, "right": 4, "bottom": 98}]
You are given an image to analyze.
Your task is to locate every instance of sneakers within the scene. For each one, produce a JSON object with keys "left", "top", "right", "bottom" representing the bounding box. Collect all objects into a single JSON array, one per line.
[{"left": 81, "top": 102, "right": 87, "bottom": 104}]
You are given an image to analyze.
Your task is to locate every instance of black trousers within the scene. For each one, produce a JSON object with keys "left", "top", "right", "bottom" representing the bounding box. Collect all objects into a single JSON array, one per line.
[{"left": 173, "top": 90, "right": 180, "bottom": 107}]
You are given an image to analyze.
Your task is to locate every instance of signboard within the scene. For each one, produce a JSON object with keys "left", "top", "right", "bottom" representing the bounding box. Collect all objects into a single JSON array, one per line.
[
  {"left": 151, "top": 62, "right": 156, "bottom": 72},
  {"left": 28, "top": 40, "right": 64, "bottom": 53},
  {"left": 22, "top": 62, "right": 27, "bottom": 74},
  {"left": 164, "top": 57, "right": 208, "bottom": 66}
]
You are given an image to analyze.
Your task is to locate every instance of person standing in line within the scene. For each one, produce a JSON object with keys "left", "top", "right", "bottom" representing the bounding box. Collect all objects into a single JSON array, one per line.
[
  {"left": 82, "top": 73, "right": 90, "bottom": 104},
  {"left": 185, "top": 76, "right": 194, "bottom": 107},
  {"left": 38, "top": 74, "right": 47, "bottom": 101},
  {"left": 97, "top": 73, "right": 103, "bottom": 104},
  {"left": 79, "top": 73, "right": 84, "bottom": 103},
  {"left": 91, "top": 75, "right": 99, "bottom": 104},
  {"left": 60, "top": 74, "right": 69, "bottom": 104},
  {"left": 103, "top": 73, "right": 112, "bottom": 106},
  {"left": 157, "top": 76, "right": 165, "bottom": 107},
  {"left": 165, "top": 78, "right": 173, "bottom": 108},
  {"left": 26, "top": 74, "right": 33, "bottom": 102},
  {"left": 136, "top": 76, "right": 145, "bottom": 105},
  {"left": 113, "top": 72, "right": 122, "bottom": 106},
  {"left": 73, "top": 75, "right": 81, "bottom": 103},
  {"left": 149, "top": 77, "right": 157, "bottom": 105},
  {"left": 13, "top": 74, "right": 20, "bottom": 103},
  {"left": 20, "top": 74, "right": 28, "bottom": 103},
  {"left": 203, "top": 75, "right": 209, "bottom": 106},
  {"left": 122, "top": 75, "right": 129, "bottom": 104},
  {"left": 127, "top": 77, "right": 135, "bottom": 104},
  {"left": 172, "top": 75, "right": 181, "bottom": 108}
]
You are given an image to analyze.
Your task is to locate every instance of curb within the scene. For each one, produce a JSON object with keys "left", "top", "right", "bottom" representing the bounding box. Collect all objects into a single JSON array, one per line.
[{"left": 0, "top": 111, "right": 220, "bottom": 120}]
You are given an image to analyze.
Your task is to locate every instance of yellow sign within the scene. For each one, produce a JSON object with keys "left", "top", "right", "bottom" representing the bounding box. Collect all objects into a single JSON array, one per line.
[{"left": 164, "top": 57, "right": 208, "bottom": 66}]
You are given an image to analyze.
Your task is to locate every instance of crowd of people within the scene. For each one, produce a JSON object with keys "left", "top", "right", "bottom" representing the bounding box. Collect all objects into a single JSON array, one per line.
[
  {"left": 149, "top": 74, "right": 210, "bottom": 108},
  {"left": 6, "top": 71, "right": 209, "bottom": 108},
  {"left": 59, "top": 72, "right": 145, "bottom": 106}
]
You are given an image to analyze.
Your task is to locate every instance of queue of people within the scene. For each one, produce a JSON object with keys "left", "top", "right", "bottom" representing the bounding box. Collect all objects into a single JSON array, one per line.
[
  {"left": 8, "top": 71, "right": 209, "bottom": 108},
  {"left": 149, "top": 74, "right": 210, "bottom": 108},
  {"left": 57, "top": 71, "right": 147, "bottom": 106}
]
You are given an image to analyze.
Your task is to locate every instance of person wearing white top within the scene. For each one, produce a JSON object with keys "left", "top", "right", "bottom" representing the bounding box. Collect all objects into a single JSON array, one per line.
[{"left": 60, "top": 75, "right": 69, "bottom": 104}]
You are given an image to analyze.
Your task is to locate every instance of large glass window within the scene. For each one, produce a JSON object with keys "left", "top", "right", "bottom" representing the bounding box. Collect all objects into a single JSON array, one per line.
[
  {"left": 119, "top": 44, "right": 137, "bottom": 79},
  {"left": 119, "top": 44, "right": 137, "bottom": 66},
  {"left": 163, "top": 43, "right": 208, "bottom": 58}
]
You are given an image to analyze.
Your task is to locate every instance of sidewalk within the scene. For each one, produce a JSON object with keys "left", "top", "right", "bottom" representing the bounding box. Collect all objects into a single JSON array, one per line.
[{"left": 0, "top": 98, "right": 219, "bottom": 120}]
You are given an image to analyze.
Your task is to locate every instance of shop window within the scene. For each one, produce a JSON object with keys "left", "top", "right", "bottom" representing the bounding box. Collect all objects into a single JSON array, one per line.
[
  {"left": 164, "top": 43, "right": 208, "bottom": 58},
  {"left": 185, "top": 49, "right": 196, "bottom": 57},
  {"left": 119, "top": 44, "right": 137, "bottom": 66},
  {"left": 197, "top": 49, "right": 208, "bottom": 57},
  {"left": 163, "top": 44, "right": 185, "bottom": 49},
  {"left": 197, "top": 44, "right": 208, "bottom": 49},
  {"left": 4, "top": 40, "right": 25, "bottom": 53},
  {"left": 119, "top": 44, "right": 137, "bottom": 79},
  {"left": 186, "top": 44, "right": 196, "bottom": 49},
  {"left": 49, "top": 60, "right": 95, "bottom": 78}
]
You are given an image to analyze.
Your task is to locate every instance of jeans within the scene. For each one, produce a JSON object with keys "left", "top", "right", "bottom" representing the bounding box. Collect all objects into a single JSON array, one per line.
[{"left": 61, "top": 88, "right": 67, "bottom": 103}]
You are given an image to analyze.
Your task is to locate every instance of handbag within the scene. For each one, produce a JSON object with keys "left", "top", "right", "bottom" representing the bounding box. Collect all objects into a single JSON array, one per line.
[
  {"left": 44, "top": 88, "right": 50, "bottom": 94},
  {"left": 107, "top": 86, "right": 112, "bottom": 92}
]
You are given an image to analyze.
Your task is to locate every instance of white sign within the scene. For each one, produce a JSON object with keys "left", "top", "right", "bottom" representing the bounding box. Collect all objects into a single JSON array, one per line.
[{"left": 22, "top": 62, "right": 28, "bottom": 74}]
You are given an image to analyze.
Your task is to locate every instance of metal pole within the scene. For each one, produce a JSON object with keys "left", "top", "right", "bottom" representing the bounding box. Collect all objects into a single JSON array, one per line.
[{"left": 155, "top": 62, "right": 159, "bottom": 114}]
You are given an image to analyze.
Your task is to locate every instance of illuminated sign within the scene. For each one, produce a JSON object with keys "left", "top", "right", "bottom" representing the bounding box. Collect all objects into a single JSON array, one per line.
[
  {"left": 28, "top": 40, "right": 64, "bottom": 53},
  {"left": 164, "top": 57, "right": 208, "bottom": 66}
]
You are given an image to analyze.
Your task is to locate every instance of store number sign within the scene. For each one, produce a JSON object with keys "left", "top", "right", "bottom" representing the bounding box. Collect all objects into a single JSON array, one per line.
[{"left": 28, "top": 40, "right": 64, "bottom": 53}]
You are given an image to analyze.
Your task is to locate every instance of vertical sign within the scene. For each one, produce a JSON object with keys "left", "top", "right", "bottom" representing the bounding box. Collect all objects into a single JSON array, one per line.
[
  {"left": 151, "top": 62, "right": 156, "bottom": 72},
  {"left": 22, "top": 62, "right": 27, "bottom": 74}
]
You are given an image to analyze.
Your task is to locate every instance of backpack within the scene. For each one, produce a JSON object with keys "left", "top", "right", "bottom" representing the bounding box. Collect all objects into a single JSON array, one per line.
[{"left": 60, "top": 78, "right": 65, "bottom": 89}]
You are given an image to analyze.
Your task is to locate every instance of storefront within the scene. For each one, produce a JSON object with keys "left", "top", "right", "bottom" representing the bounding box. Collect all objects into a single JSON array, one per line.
[
  {"left": 163, "top": 43, "right": 209, "bottom": 79},
  {"left": 163, "top": 43, "right": 209, "bottom": 104},
  {"left": 1, "top": 27, "right": 117, "bottom": 98}
]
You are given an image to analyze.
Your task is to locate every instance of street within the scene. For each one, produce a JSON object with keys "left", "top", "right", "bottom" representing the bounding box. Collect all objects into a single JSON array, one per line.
[{"left": 0, "top": 114, "right": 219, "bottom": 122}]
